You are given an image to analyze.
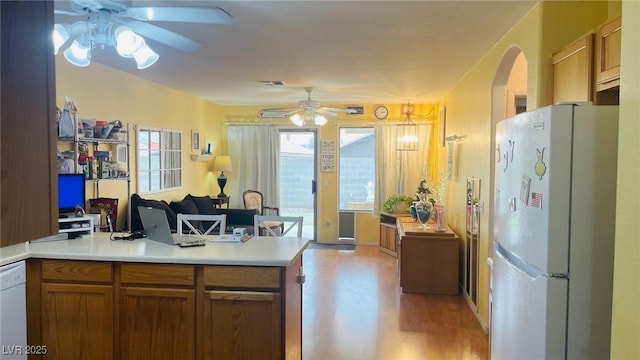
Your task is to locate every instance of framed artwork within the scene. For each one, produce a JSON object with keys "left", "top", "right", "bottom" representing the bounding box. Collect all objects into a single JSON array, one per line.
[
  {"left": 439, "top": 106, "right": 447, "bottom": 147},
  {"left": 191, "top": 130, "right": 200, "bottom": 152}
]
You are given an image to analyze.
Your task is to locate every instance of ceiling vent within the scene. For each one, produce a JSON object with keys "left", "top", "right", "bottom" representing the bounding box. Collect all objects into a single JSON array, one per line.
[{"left": 259, "top": 80, "right": 285, "bottom": 86}]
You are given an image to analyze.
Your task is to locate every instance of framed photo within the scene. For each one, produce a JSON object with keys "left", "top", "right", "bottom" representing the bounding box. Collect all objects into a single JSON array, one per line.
[
  {"left": 439, "top": 106, "right": 447, "bottom": 147},
  {"left": 191, "top": 130, "right": 200, "bottom": 152}
]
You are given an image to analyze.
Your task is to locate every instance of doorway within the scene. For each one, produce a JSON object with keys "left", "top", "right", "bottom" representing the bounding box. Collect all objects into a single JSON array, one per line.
[{"left": 279, "top": 130, "right": 317, "bottom": 240}]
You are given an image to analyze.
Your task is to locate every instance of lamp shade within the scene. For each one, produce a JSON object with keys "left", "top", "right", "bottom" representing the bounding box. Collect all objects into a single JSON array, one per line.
[{"left": 212, "top": 155, "right": 232, "bottom": 172}]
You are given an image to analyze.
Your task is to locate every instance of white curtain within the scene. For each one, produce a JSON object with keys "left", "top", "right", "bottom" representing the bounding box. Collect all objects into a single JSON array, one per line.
[
  {"left": 375, "top": 123, "right": 432, "bottom": 211},
  {"left": 226, "top": 125, "right": 280, "bottom": 209}
]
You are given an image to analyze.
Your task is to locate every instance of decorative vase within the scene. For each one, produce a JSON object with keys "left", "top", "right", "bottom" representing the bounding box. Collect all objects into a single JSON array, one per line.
[
  {"left": 434, "top": 204, "right": 448, "bottom": 231},
  {"left": 415, "top": 201, "right": 432, "bottom": 229},
  {"left": 409, "top": 202, "right": 418, "bottom": 221}
]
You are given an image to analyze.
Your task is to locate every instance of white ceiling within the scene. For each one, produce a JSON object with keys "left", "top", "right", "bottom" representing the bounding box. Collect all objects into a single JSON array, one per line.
[{"left": 54, "top": 0, "right": 537, "bottom": 107}]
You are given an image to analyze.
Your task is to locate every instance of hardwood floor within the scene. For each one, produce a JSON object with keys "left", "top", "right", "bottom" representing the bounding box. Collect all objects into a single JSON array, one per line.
[{"left": 302, "top": 245, "right": 488, "bottom": 360}]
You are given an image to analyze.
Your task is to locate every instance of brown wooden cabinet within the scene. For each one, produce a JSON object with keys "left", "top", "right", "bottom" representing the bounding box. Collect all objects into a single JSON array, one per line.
[
  {"left": 28, "top": 257, "right": 304, "bottom": 360},
  {"left": 1, "top": 1, "right": 58, "bottom": 247},
  {"left": 379, "top": 213, "right": 403, "bottom": 257},
  {"left": 397, "top": 218, "right": 460, "bottom": 295},
  {"left": 32, "top": 260, "right": 114, "bottom": 359},
  {"left": 119, "top": 263, "right": 196, "bottom": 359},
  {"left": 595, "top": 16, "right": 622, "bottom": 92},
  {"left": 552, "top": 33, "right": 594, "bottom": 104}
]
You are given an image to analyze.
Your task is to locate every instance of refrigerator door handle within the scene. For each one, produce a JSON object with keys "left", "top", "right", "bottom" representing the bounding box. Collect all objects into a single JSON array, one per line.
[{"left": 496, "top": 242, "right": 545, "bottom": 280}]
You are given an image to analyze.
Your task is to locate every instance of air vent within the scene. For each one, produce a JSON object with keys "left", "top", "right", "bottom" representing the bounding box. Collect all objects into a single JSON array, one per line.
[{"left": 259, "top": 80, "right": 285, "bottom": 86}]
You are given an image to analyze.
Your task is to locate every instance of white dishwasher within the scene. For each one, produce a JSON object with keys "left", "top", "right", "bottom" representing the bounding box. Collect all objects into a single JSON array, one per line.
[{"left": 0, "top": 260, "right": 27, "bottom": 360}]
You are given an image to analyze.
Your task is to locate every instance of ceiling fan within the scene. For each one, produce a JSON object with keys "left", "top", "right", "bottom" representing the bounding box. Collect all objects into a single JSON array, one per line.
[
  {"left": 53, "top": 0, "right": 232, "bottom": 69},
  {"left": 259, "top": 87, "right": 357, "bottom": 126}
]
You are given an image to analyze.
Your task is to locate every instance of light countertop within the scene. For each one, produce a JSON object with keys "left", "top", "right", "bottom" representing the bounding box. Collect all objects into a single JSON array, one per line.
[{"left": 0, "top": 232, "right": 310, "bottom": 267}]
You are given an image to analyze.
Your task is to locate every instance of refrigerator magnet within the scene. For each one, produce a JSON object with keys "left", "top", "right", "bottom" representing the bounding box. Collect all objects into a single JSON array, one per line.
[
  {"left": 531, "top": 192, "right": 543, "bottom": 209},
  {"left": 534, "top": 147, "right": 547, "bottom": 180},
  {"left": 520, "top": 175, "right": 531, "bottom": 205}
]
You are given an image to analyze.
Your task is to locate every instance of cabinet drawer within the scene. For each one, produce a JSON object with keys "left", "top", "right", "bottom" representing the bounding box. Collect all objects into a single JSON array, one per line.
[
  {"left": 120, "top": 263, "right": 195, "bottom": 286},
  {"left": 203, "top": 266, "right": 280, "bottom": 289},
  {"left": 42, "top": 260, "right": 113, "bottom": 283}
]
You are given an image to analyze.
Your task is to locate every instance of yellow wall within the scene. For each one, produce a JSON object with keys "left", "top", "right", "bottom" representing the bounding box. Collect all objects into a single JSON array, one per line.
[
  {"left": 219, "top": 103, "right": 436, "bottom": 243},
  {"left": 611, "top": 2, "right": 640, "bottom": 357},
  {"left": 437, "top": 1, "right": 612, "bottom": 328},
  {"left": 56, "top": 60, "right": 225, "bottom": 229}
]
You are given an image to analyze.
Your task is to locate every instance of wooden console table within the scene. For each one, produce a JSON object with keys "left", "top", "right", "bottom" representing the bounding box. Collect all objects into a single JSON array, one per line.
[{"left": 397, "top": 217, "right": 460, "bottom": 295}]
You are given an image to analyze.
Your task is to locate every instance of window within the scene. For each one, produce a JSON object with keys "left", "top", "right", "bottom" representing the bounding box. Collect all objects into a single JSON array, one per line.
[
  {"left": 137, "top": 127, "right": 182, "bottom": 193},
  {"left": 338, "top": 127, "right": 376, "bottom": 211}
]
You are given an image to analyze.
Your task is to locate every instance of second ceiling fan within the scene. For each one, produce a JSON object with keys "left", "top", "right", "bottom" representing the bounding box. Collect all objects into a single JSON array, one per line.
[{"left": 260, "top": 87, "right": 356, "bottom": 126}]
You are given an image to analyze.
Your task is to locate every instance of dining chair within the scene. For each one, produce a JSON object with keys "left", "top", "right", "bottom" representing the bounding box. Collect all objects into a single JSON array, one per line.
[
  {"left": 254, "top": 215, "right": 303, "bottom": 237},
  {"left": 177, "top": 214, "right": 227, "bottom": 236},
  {"left": 242, "top": 190, "right": 279, "bottom": 215}
]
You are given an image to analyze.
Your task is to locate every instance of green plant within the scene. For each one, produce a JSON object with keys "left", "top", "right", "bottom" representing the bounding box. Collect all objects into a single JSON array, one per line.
[{"left": 382, "top": 194, "right": 414, "bottom": 213}]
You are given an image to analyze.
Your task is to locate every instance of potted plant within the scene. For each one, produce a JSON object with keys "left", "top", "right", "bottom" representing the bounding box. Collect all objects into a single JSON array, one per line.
[{"left": 382, "top": 194, "right": 414, "bottom": 214}]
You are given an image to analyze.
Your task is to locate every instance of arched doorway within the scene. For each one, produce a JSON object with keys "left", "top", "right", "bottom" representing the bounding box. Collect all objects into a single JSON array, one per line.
[{"left": 488, "top": 46, "right": 527, "bottom": 334}]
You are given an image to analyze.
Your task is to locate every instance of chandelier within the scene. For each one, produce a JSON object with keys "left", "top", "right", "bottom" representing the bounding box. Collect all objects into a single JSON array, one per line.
[
  {"left": 397, "top": 103, "right": 419, "bottom": 151},
  {"left": 53, "top": 11, "right": 159, "bottom": 69}
]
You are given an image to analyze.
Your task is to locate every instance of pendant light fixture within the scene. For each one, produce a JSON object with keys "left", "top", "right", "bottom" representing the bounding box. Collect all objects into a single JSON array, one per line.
[
  {"left": 397, "top": 103, "right": 419, "bottom": 151},
  {"left": 53, "top": 11, "right": 159, "bottom": 69}
]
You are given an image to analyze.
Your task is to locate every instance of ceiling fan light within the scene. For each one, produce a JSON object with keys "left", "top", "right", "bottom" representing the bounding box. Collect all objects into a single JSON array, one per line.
[
  {"left": 314, "top": 114, "right": 328, "bottom": 126},
  {"left": 115, "top": 26, "right": 144, "bottom": 58},
  {"left": 133, "top": 45, "right": 159, "bottom": 69},
  {"left": 53, "top": 24, "right": 70, "bottom": 55},
  {"left": 290, "top": 114, "right": 304, "bottom": 127},
  {"left": 63, "top": 40, "right": 91, "bottom": 67}
]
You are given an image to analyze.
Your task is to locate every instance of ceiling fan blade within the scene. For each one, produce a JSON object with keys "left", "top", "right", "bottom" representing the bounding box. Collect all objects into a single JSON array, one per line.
[
  {"left": 116, "top": 19, "right": 201, "bottom": 52},
  {"left": 321, "top": 107, "right": 357, "bottom": 114},
  {"left": 316, "top": 109, "right": 338, "bottom": 117},
  {"left": 125, "top": 6, "right": 232, "bottom": 24},
  {"left": 54, "top": 9, "right": 88, "bottom": 16}
]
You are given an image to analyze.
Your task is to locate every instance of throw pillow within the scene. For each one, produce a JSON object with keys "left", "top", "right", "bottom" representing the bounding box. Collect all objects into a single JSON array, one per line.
[
  {"left": 170, "top": 198, "right": 202, "bottom": 232},
  {"left": 186, "top": 194, "right": 215, "bottom": 215}
]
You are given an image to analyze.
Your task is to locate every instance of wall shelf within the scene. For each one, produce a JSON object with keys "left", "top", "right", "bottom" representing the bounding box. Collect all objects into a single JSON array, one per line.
[{"left": 190, "top": 154, "right": 213, "bottom": 162}]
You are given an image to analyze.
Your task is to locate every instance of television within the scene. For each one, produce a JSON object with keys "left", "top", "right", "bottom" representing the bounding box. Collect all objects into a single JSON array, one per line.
[{"left": 58, "top": 173, "right": 86, "bottom": 215}]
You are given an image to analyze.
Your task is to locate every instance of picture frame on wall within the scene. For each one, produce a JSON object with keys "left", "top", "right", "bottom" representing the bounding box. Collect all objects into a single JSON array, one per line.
[
  {"left": 439, "top": 106, "right": 446, "bottom": 147},
  {"left": 191, "top": 130, "right": 200, "bottom": 152}
]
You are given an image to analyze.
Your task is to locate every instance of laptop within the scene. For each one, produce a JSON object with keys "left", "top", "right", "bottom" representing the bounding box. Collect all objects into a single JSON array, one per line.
[{"left": 137, "top": 206, "right": 205, "bottom": 247}]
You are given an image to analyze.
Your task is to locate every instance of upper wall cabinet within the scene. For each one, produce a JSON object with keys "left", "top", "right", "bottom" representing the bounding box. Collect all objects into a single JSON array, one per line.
[
  {"left": 1, "top": 2, "right": 58, "bottom": 246},
  {"left": 552, "top": 33, "right": 594, "bottom": 104},
  {"left": 595, "top": 16, "right": 622, "bottom": 92}
]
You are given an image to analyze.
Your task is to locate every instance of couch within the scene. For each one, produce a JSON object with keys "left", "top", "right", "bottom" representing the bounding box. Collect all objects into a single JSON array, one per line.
[{"left": 130, "top": 193, "right": 258, "bottom": 234}]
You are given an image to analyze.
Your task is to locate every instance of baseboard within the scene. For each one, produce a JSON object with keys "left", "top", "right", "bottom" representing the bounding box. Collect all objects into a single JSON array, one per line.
[{"left": 462, "top": 290, "right": 489, "bottom": 334}]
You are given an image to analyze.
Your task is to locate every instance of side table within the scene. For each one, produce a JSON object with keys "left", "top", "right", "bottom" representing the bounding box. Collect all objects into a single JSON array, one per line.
[{"left": 212, "top": 196, "right": 230, "bottom": 209}]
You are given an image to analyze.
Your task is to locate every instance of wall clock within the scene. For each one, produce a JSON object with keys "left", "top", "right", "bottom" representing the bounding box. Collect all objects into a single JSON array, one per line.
[{"left": 374, "top": 105, "right": 389, "bottom": 120}]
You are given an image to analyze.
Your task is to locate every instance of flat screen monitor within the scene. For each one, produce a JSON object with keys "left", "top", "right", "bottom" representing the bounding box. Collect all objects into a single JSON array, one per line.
[{"left": 58, "top": 173, "right": 85, "bottom": 214}]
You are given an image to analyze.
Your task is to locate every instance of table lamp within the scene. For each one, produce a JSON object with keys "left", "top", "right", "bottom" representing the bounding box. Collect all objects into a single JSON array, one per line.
[{"left": 212, "top": 155, "right": 232, "bottom": 198}]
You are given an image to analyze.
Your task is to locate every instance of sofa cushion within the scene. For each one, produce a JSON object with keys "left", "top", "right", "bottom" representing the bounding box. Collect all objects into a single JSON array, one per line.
[
  {"left": 170, "top": 198, "right": 201, "bottom": 232},
  {"left": 130, "top": 193, "right": 178, "bottom": 232},
  {"left": 212, "top": 208, "right": 258, "bottom": 234},
  {"left": 186, "top": 194, "right": 216, "bottom": 215}
]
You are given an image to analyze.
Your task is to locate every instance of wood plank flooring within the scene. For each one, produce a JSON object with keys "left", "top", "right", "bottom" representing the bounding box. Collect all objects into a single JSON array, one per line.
[{"left": 302, "top": 245, "right": 488, "bottom": 360}]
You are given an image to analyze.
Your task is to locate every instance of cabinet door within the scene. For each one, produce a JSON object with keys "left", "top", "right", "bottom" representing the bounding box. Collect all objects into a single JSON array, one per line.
[
  {"left": 1, "top": 1, "right": 57, "bottom": 246},
  {"left": 202, "top": 290, "right": 282, "bottom": 360},
  {"left": 379, "top": 224, "right": 397, "bottom": 257},
  {"left": 595, "top": 16, "right": 621, "bottom": 91},
  {"left": 120, "top": 287, "right": 196, "bottom": 360},
  {"left": 551, "top": 33, "right": 594, "bottom": 103},
  {"left": 41, "top": 283, "right": 113, "bottom": 360}
]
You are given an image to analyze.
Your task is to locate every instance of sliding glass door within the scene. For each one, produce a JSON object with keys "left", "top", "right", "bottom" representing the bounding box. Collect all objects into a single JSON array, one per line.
[{"left": 279, "top": 129, "right": 317, "bottom": 240}]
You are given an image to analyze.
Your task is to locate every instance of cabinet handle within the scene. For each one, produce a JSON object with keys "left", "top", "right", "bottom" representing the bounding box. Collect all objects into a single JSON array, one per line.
[
  {"left": 297, "top": 274, "right": 306, "bottom": 284},
  {"left": 297, "top": 266, "right": 306, "bottom": 284}
]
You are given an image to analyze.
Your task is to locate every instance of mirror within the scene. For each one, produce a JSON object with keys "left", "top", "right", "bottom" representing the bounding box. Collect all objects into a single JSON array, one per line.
[{"left": 465, "top": 177, "right": 481, "bottom": 307}]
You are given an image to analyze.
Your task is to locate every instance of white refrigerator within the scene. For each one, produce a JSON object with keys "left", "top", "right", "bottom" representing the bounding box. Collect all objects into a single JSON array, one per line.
[{"left": 491, "top": 104, "right": 618, "bottom": 359}]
